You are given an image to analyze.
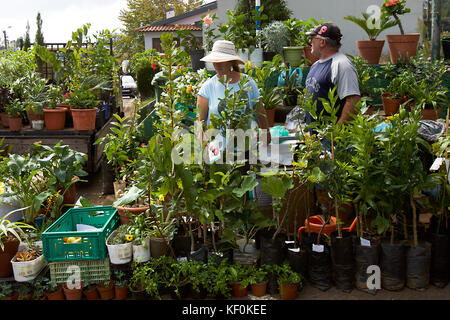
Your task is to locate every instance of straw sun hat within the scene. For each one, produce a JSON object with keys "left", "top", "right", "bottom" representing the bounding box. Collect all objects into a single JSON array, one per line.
[{"left": 200, "top": 40, "right": 245, "bottom": 64}]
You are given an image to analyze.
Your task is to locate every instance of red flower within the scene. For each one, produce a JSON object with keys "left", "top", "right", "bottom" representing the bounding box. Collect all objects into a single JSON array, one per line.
[{"left": 152, "top": 63, "right": 157, "bottom": 70}]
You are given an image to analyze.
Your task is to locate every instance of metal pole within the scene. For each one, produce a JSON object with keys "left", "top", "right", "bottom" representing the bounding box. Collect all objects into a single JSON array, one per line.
[
  {"left": 3, "top": 30, "right": 7, "bottom": 49},
  {"left": 431, "top": 0, "right": 441, "bottom": 60},
  {"left": 256, "top": 0, "right": 261, "bottom": 48}
]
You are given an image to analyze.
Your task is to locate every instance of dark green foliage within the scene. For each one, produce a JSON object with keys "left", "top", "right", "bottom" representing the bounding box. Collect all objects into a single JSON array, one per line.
[{"left": 136, "top": 60, "right": 157, "bottom": 99}]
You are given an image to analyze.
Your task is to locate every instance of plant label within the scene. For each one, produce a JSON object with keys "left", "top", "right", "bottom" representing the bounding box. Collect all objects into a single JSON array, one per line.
[
  {"left": 360, "top": 237, "right": 371, "bottom": 247},
  {"left": 312, "top": 244, "right": 324, "bottom": 253},
  {"left": 430, "top": 157, "right": 445, "bottom": 171}
]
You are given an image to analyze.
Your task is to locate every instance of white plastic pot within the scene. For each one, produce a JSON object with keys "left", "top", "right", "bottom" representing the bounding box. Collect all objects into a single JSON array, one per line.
[
  {"left": 11, "top": 254, "right": 46, "bottom": 282},
  {"left": 236, "top": 238, "right": 258, "bottom": 254},
  {"left": 132, "top": 238, "right": 151, "bottom": 263},
  {"left": 106, "top": 230, "right": 133, "bottom": 265}
]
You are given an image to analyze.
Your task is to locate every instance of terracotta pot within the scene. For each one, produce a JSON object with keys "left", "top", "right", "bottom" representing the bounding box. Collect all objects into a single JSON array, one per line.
[
  {"left": 231, "top": 283, "right": 248, "bottom": 297},
  {"left": 421, "top": 107, "right": 442, "bottom": 121},
  {"left": 265, "top": 108, "right": 276, "bottom": 127},
  {"left": 0, "top": 238, "right": 19, "bottom": 278},
  {"left": 381, "top": 93, "right": 404, "bottom": 116},
  {"left": 44, "top": 107, "right": 66, "bottom": 130},
  {"left": 8, "top": 117, "right": 22, "bottom": 132},
  {"left": 0, "top": 293, "right": 19, "bottom": 300},
  {"left": 251, "top": 282, "right": 268, "bottom": 297},
  {"left": 0, "top": 112, "right": 9, "bottom": 127},
  {"left": 45, "top": 287, "right": 65, "bottom": 300},
  {"left": 279, "top": 283, "right": 298, "bottom": 300},
  {"left": 356, "top": 40, "right": 385, "bottom": 65},
  {"left": 71, "top": 107, "right": 97, "bottom": 131},
  {"left": 83, "top": 286, "right": 99, "bottom": 300},
  {"left": 115, "top": 206, "right": 149, "bottom": 225},
  {"left": 386, "top": 33, "right": 420, "bottom": 63},
  {"left": 97, "top": 280, "right": 115, "bottom": 300},
  {"left": 303, "top": 46, "right": 319, "bottom": 65},
  {"left": 114, "top": 285, "right": 129, "bottom": 300},
  {"left": 63, "top": 282, "right": 84, "bottom": 300}
]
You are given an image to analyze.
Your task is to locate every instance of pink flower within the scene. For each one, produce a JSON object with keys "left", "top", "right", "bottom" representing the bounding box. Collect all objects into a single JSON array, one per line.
[{"left": 203, "top": 15, "right": 213, "bottom": 25}]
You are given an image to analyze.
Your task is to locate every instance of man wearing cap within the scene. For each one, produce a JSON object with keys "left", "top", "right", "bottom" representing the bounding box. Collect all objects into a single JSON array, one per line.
[
  {"left": 197, "top": 40, "right": 270, "bottom": 143},
  {"left": 305, "top": 23, "right": 360, "bottom": 125}
]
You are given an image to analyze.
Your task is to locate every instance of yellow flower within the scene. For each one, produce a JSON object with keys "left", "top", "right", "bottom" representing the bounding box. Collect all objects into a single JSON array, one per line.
[
  {"left": 126, "top": 234, "right": 134, "bottom": 242},
  {"left": 0, "top": 182, "right": 4, "bottom": 195},
  {"left": 186, "top": 85, "right": 193, "bottom": 94},
  {"left": 158, "top": 194, "right": 165, "bottom": 201}
]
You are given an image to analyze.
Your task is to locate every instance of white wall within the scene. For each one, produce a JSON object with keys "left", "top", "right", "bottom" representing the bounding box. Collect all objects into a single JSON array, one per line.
[
  {"left": 144, "top": 30, "right": 203, "bottom": 50},
  {"left": 216, "top": 0, "right": 424, "bottom": 56}
]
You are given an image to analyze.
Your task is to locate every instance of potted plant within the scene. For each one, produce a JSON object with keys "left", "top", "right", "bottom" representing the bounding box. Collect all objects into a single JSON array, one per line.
[
  {"left": 227, "top": 263, "right": 251, "bottom": 297},
  {"left": 62, "top": 280, "right": 84, "bottom": 300},
  {"left": 382, "top": 0, "right": 420, "bottom": 63},
  {"left": 22, "top": 72, "right": 49, "bottom": 126},
  {"left": 379, "top": 71, "right": 412, "bottom": 115},
  {"left": 94, "top": 113, "right": 140, "bottom": 199},
  {"left": 0, "top": 282, "right": 17, "bottom": 300},
  {"left": 274, "top": 262, "right": 302, "bottom": 300},
  {"left": 83, "top": 279, "right": 99, "bottom": 300},
  {"left": 127, "top": 211, "right": 152, "bottom": 263},
  {"left": 261, "top": 21, "right": 290, "bottom": 58},
  {"left": 42, "top": 278, "right": 64, "bottom": 300},
  {"left": 246, "top": 54, "right": 284, "bottom": 126},
  {"left": 114, "top": 270, "right": 129, "bottom": 300},
  {"left": 0, "top": 85, "right": 13, "bottom": 128},
  {"left": 408, "top": 79, "right": 448, "bottom": 120},
  {"left": 4, "top": 98, "right": 23, "bottom": 132},
  {"left": 0, "top": 208, "right": 35, "bottom": 278},
  {"left": 281, "top": 18, "right": 305, "bottom": 67},
  {"left": 218, "top": 9, "right": 266, "bottom": 65},
  {"left": 11, "top": 245, "right": 46, "bottom": 282},
  {"left": 96, "top": 280, "right": 115, "bottom": 300},
  {"left": 65, "top": 86, "right": 99, "bottom": 131},
  {"left": 43, "top": 85, "right": 66, "bottom": 130},
  {"left": 278, "top": 65, "right": 303, "bottom": 107},
  {"left": 106, "top": 224, "right": 134, "bottom": 265},
  {"left": 113, "top": 186, "right": 150, "bottom": 225},
  {"left": 248, "top": 265, "right": 268, "bottom": 297},
  {"left": 344, "top": 12, "right": 398, "bottom": 64}
]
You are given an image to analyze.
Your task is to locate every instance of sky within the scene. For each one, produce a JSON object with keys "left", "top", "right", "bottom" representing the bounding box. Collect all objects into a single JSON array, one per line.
[{"left": 0, "top": 0, "right": 129, "bottom": 44}]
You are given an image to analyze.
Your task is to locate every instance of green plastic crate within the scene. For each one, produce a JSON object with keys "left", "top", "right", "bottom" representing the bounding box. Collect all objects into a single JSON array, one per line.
[
  {"left": 49, "top": 258, "right": 111, "bottom": 284},
  {"left": 42, "top": 206, "right": 119, "bottom": 262}
]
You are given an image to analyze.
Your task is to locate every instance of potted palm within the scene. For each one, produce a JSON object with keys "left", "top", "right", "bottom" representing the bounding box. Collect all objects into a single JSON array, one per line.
[
  {"left": 344, "top": 12, "right": 398, "bottom": 64},
  {"left": 382, "top": 0, "right": 420, "bottom": 63}
]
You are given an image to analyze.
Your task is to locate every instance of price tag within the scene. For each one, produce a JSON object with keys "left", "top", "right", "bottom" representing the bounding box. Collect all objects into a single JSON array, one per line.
[
  {"left": 430, "top": 157, "right": 445, "bottom": 171},
  {"left": 360, "top": 237, "right": 371, "bottom": 247},
  {"left": 312, "top": 244, "right": 324, "bottom": 253},
  {"left": 288, "top": 248, "right": 300, "bottom": 253}
]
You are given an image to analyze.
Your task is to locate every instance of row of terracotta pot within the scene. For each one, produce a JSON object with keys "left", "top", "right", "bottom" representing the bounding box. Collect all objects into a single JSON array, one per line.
[
  {"left": 46, "top": 280, "right": 128, "bottom": 301},
  {"left": 381, "top": 94, "right": 441, "bottom": 120},
  {"left": 0, "top": 104, "right": 97, "bottom": 132},
  {"left": 356, "top": 33, "right": 420, "bottom": 65},
  {"left": 231, "top": 281, "right": 299, "bottom": 300}
]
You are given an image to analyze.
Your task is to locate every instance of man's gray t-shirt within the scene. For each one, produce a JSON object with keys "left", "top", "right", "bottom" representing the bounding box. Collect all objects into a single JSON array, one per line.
[{"left": 305, "top": 51, "right": 360, "bottom": 124}]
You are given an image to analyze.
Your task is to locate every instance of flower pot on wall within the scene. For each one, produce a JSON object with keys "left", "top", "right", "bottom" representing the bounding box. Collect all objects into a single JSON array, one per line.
[
  {"left": 386, "top": 33, "right": 420, "bottom": 63},
  {"left": 8, "top": 117, "right": 22, "bottom": 132},
  {"left": 282, "top": 46, "right": 304, "bottom": 67},
  {"left": 71, "top": 108, "right": 97, "bottom": 131},
  {"left": 356, "top": 40, "right": 385, "bottom": 65},
  {"left": 44, "top": 107, "right": 66, "bottom": 130}
]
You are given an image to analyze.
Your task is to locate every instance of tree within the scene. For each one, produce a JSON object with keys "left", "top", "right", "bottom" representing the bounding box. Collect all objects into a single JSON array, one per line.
[
  {"left": 234, "top": 0, "right": 292, "bottom": 30},
  {"left": 116, "top": 0, "right": 204, "bottom": 58},
  {"left": 23, "top": 21, "right": 31, "bottom": 51},
  {"left": 35, "top": 12, "right": 45, "bottom": 72}
]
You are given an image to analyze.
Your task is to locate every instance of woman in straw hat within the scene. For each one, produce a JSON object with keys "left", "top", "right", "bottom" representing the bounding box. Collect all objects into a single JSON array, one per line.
[{"left": 197, "top": 40, "right": 271, "bottom": 145}]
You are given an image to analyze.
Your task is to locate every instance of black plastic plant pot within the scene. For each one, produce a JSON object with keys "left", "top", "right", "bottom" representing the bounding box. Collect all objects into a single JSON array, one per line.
[
  {"left": 355, "top": 242, "right": 380, "bottom": 294},
  {"left": 380, "top": 242, "right": 406, "bottom": 291},
  {"left": 331, "top": 233, "right": 355, "bottom": 292},
  {"left": 429, "top": 233, "right": 449, "bottom": 288},
  {"left": 406, "top": 242, "right": 431, "bottom": 291},
  {"left": 260, "top": 232, "right": 287, "bottom": 266},
  {"left": 287, "top": 247, "right": 308, "bottom": 280},
  {"left": 190, "top": 49, "right": 205, "bottom": 72},
  {"left": 307, "top": 239, "right": 332, "bottom": 292}
]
